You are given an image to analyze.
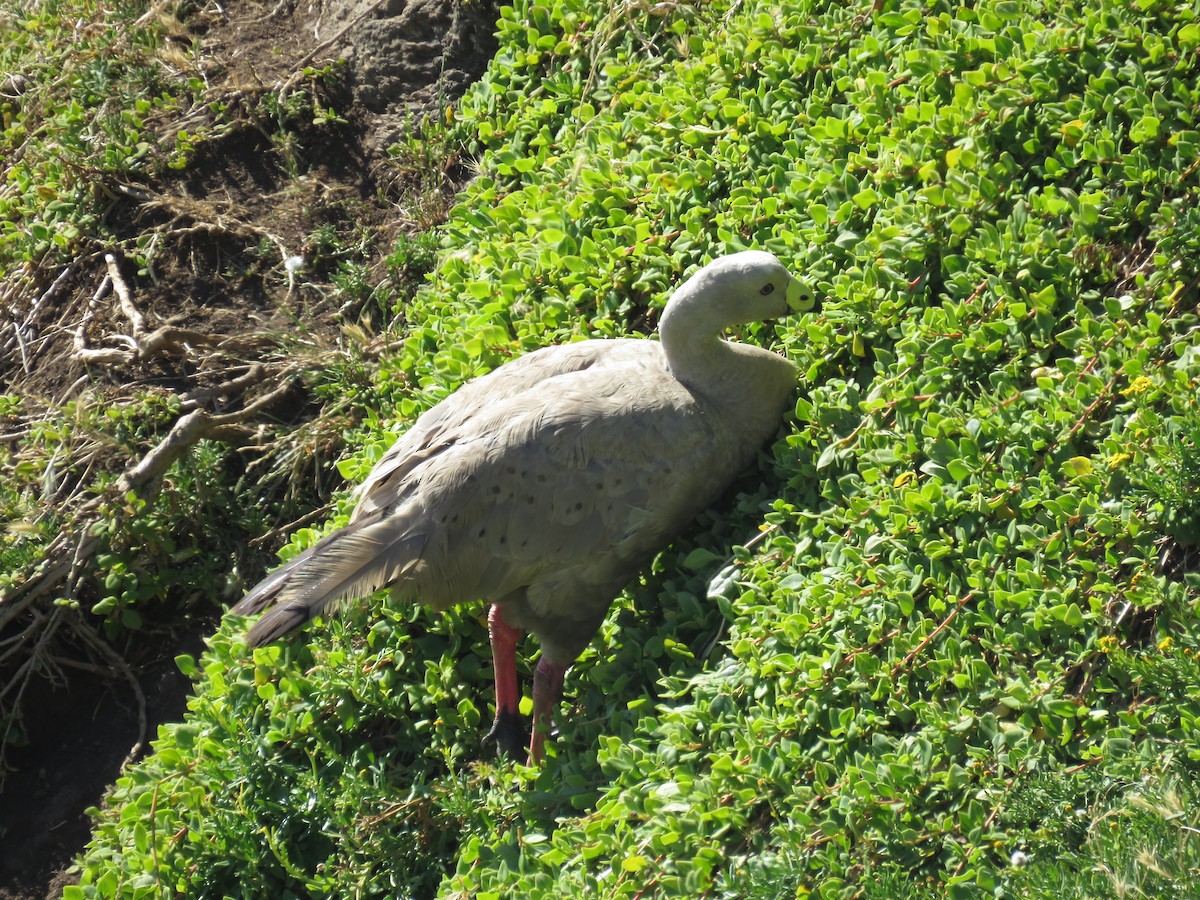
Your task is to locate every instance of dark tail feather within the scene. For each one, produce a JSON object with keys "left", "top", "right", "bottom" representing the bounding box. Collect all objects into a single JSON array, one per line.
[
  {"left": 244, "top": 599, "right": 317, "bottom": 647},
  {"left": 231, "top": 512, "right": 426, "bottom": 647}
]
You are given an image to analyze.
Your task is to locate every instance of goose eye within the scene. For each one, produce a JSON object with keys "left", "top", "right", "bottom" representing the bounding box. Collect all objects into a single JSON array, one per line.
[{"left": 759, "top": 283, "right": 775, "bottom": 296}]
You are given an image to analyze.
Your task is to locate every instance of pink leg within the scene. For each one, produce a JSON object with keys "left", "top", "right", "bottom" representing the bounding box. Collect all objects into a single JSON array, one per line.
[
  {"left": 485, "top": 604, "right": 524, "bottom": 757},
  {"left": 530, "top": 656, "right": 568, "bottom": 764}
]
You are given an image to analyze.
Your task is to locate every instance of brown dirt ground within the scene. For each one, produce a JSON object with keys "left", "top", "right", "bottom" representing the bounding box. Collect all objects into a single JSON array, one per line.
[{"left": 0, "top": 0, "right": 498, "bottom": 896}]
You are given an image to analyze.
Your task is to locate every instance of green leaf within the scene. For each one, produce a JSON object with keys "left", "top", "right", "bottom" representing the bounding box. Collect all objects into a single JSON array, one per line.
[
  {"left": 1129, "top": 114, "right": 1161, "bottom": 144},
  {"left": 1061, "top": 457, "right": 1094, "bottom": 479},
  {"left": 816, "top": 442, "right": 843, "bottom": 469},
  {"left": 682, "top": 547, "right": 722, "bottom": 570},
  {"left": 946, "top": 459, "right": 972, "bottom": 482}
]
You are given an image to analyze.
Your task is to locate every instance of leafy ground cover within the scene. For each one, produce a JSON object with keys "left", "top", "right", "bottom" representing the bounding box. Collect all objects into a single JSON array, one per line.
[{"left": 48, "top": 0, "right": 1200, "bottom": 895}]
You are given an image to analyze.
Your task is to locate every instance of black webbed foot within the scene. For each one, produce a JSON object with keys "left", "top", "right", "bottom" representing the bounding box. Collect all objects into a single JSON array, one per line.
[{"left": 485, "top": 710, "right": 526, "bottom": 759}]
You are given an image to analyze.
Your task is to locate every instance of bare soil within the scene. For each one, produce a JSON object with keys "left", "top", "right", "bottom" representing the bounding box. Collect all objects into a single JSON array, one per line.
[{"left": 0, "top": 0, "right": 499, "bottom": 895}]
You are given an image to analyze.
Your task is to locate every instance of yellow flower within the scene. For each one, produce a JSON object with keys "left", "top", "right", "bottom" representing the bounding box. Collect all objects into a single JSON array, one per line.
[
  {"left": 1122, "top": 375, "right": 1154, "bottom": 396},
  {"left": 1098, "top": 635, "right": 1119, "bottom": 653},
  {"left": 1157, "top": 635, "right": 1174, "bottom": 652}
]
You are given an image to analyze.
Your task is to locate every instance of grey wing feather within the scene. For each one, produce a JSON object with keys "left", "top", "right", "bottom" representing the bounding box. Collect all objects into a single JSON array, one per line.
[
  {"left": 233, "top": 510, "right": 429, "bottom": 646},
  {"left": 351, "top": 343, "right": 609, "bottom": 522}
]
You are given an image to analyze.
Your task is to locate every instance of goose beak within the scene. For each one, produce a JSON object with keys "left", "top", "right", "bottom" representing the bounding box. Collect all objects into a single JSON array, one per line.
[{"left": 786, "top": 276, "right": 819, "bottom": 314}]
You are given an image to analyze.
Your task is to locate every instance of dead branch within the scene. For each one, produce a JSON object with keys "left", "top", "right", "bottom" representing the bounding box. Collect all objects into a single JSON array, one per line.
[
  {"left": 117, "top": 369, "right": 299, "bottom": 500},
  {"left": 106, "top": 252, "right": 146, "bottom": 337},
  {"left": 118, "top": 409, "right": 243, "bottom": 500},
  {"left": 0, "top": 553, "right": 75, "bottom": 634},
  {"left": 21, "top": 263, "right": 75, "bottom": 334},
  {"left": 73, "top": 347, "right": 136, "bottom": 366},
  {"left": 10, "top": 322, "right": 30, "bottom": 374},
  {"left": 181, "top": 363, "right": 268, "bottom": 409},
  {"left": 249, "top": 500, "right": 334, "bottom": 547},
  {"left": 71, "top": 253, "right": 275, "bottom": 368}
]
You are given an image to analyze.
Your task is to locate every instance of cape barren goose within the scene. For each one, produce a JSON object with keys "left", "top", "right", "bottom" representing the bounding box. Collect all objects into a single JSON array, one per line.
[{"left": 232, "top": 250, "right": 819, "bottom": 762}]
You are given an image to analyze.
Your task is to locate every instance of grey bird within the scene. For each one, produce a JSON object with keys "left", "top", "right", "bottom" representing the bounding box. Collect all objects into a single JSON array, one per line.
[{"left": 231, "top": 250, "right": 819, "bottom": 762}]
